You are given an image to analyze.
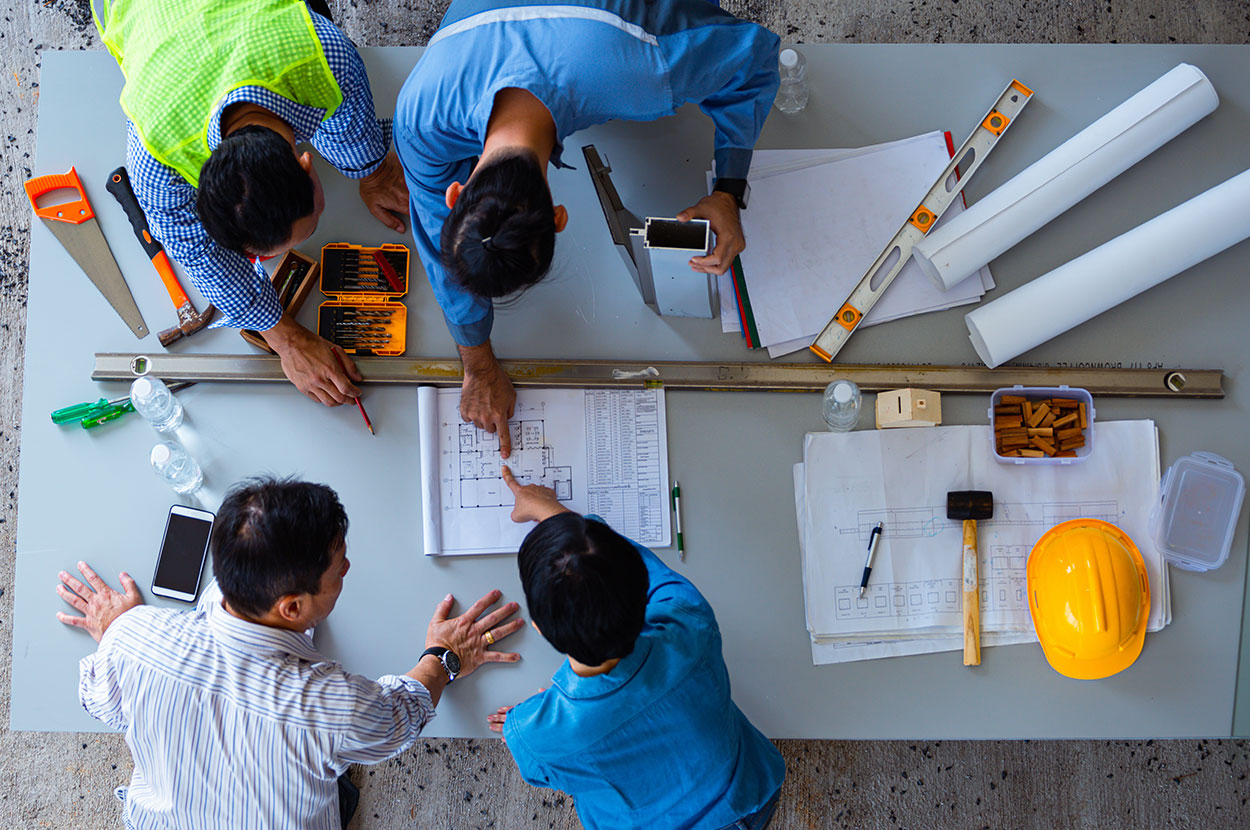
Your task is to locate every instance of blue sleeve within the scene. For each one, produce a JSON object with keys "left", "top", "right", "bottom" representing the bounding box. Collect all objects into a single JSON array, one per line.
[
  {"left": 393, "top": 116, "right": 494, "bottom": 347},
  {"left": 308, "top": 11, "right": 390, "bottom": 179},
  {"left": 126, "top": 123, "right": 282, "bottom": 331},
  {"left": 502, "top": 705, "right": 556, "bottom": 788},
  {"left": 663, "top": 20, "right": 780, "bottom": 179}
]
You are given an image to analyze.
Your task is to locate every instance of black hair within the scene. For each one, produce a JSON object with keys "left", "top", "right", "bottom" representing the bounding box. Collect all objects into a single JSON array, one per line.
[
  {"left": 517, "top": 514, "right": 649, "bottom": 666},
  {"left": 439, "top": 149, "right": 557, "bottom": 299},
  {"left": 196, "top": 125, "right": 314, "bottom": 255},
  {"left": 210, "top": 476, "right": 348, "bottom": 619}
]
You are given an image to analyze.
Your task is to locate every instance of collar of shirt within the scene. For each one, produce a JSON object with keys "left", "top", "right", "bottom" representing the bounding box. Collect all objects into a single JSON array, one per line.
[
  {"left": 207, "top": 86, "right": 328, "bottom": 151},
  {"left": 206, "top": 599, "right": 325, "bottom": 664},
  {"left": 552, "top": 636, "right": 653, "bottom": 699}
]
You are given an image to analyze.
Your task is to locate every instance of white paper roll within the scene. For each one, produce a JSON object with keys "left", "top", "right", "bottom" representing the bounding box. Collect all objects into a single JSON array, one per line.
[
  {"left": 915, "top": 64, "right": 1218, "bottom": 290},
  {"left": 965, "top": 168, "right": 1250, "bottom": 368}
]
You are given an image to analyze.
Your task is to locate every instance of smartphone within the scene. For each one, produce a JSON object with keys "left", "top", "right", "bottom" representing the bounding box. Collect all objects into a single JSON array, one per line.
[{"left": 151, "top": 505, "right": 215, "bottom": 602}]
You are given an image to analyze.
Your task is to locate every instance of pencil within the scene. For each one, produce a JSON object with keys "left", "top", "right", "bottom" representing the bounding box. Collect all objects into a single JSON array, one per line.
[{"left": 332, "top": 352, "right": 374, "bottom": 435}]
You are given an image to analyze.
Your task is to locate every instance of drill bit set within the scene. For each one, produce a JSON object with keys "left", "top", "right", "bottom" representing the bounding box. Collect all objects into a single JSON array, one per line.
[{"left": 317, "top": 243, "right": 409, "bottom": 356}]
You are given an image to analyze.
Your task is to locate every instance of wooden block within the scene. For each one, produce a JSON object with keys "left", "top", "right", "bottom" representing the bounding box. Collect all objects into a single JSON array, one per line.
[
  {"left": 1022, "top": 400, "right": 1034, "bottom": 421},
  {"left": 1031, "top": 435, "right": 1057, "bottom": 455},
  {"left": 1000, "top": 395, "right": 1027, "bottom": 404},
  {"left": 1018, "top": 449, "right": 1046, "bottom": 458},
  {"left": 876, "top": 388, "right": 943, "bottom": 429},
  {"left": 1078, "top": 402, "right": 1088, "bottom": 429},
  {"left": 1052, "top": 412, "right": 1078, "bottom": 429},
  {"left": 1055, "top": 450, "right": 1078, "bottom": 458},
  {"left": 1040, "top": 412, "right": 1056, "bottom": 428},
  {"left": 1026, "top": 427, "right": 1054, "bottom": 437},
  {"left": 1027, "top": 402, "right": 1050, "bottom": 428},
  {"left": 995, "top": 416, "right": 1024, "bottom": 430},
  {"left": 1058, "top": 436, "right": 1086, "bottom": 450},
  {"left": 1052, "top": 398, "right": 1080, "bottom": 409},
  {"left": 1056, "top": 427, "right": 1083, "bottom": 441}
]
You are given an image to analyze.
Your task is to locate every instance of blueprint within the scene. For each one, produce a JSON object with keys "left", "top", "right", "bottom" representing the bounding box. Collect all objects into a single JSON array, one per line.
[
  {"left": 418, "top": 386, "right": 670, "bottom": 555},
  {"left": 794, "top": 421, "right": 1169, "bottom": 664}
]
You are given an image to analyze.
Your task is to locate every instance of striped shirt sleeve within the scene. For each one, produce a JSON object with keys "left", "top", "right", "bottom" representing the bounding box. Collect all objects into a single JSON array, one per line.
[
  {"left": 332, "top": 674, "right": 437, "bottom": 765},
  {"left": 77, "top": 611, "right": 141, "bottom": 732}
]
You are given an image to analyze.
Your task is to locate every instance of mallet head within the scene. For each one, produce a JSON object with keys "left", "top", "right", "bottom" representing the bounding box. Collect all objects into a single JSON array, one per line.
[{"left": 947, "top": 490, "right": 994, "bottom": 522}]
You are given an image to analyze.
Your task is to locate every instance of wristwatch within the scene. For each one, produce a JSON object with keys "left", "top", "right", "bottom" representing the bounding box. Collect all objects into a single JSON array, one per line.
[
  {"left": 420, "top": 646, "right": 461, "bottom": 683},
  {"left": 712, "top": 177, "right": 750, "bottom": 210}
]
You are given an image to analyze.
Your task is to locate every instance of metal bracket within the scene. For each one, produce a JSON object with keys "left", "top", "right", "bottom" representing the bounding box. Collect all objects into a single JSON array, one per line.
[{"left": 92, "top": 353, "right": 1223, "bottom": 398}]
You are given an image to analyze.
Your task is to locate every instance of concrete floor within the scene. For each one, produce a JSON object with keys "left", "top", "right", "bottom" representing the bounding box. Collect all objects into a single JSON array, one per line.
[{"left": 2, "top": 0, "right": 1250, "bottom": 827}]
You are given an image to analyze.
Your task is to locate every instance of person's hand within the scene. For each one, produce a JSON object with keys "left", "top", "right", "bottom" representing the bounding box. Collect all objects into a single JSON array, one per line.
[
  {"left": 358, "top": 151, "right": 409, "bottom": 234},
  {"left": 676, "top": 191, "right": 744, "bottom": 276},
  {"left": 486, "top": 704, "right": 513, "bottom": 736},
  {"left": 457, "top": 342, "right": 517, "bottom": 458},
  {"left": 263, "top": 314, "right": 362, "bottom": 406},
  {"left": 425, "top": 590, "right": 524, "bottom": 680},
  {"left": 502, "top": 466, "right": 570, "bottom": 524},
  {"left": 55, "top": 561, "right": 143, "bottom": 643}
]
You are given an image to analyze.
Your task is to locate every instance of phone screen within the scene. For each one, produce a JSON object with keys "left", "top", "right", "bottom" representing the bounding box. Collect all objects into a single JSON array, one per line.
[{"left": 153, "top": 510, "right": 213, "bottom": 597}]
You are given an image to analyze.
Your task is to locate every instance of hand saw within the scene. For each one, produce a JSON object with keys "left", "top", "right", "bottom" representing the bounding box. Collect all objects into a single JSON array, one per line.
[{"left": 25, "top": 166, "right": 148, "bottom": 339}]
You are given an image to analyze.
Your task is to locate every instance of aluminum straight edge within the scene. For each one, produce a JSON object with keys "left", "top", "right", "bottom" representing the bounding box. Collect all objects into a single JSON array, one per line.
[{"left": 91, "top": 353, "right": 1224, "bottom": 398}]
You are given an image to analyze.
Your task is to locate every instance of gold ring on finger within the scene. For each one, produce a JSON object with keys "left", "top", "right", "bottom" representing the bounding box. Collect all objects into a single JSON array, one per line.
[{"left": 484, "top": 629, "right": 496, "bottom": 646}]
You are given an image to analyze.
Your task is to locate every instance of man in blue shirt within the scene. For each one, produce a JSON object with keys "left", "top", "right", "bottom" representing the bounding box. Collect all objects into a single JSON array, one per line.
[
  {"left": 395, "top": 0, "right": 779, "bottom": 457},
  {"left": 488, "top": 467, "right": 786, "bottom": 830}
]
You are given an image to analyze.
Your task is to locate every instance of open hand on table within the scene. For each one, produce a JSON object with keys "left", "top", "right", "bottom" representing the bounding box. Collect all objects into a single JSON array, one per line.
[
  {"left": 677, "top": 190, "right": 743, "bottom": 276},
  {"left": 56, "top": 561, "right": 143, "bottom": 643},
  {"left": 424, "top": 589, "right": 525, "bottom": 680}
]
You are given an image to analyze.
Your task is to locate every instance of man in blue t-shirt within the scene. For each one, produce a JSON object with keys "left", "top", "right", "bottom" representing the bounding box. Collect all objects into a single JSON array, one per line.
[{"left": 488, "top": 467, "right": 785, "bottom": 830}]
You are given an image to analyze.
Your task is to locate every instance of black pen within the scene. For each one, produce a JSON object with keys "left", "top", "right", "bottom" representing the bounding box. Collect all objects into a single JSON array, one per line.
[{"left": 859, "top": 521, "right": 883, "bottom": 598}]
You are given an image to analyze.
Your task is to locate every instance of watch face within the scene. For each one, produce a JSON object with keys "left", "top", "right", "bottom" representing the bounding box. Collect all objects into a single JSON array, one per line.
[{"left": 444, "top": 650, "right": 462, "bottom": 675}]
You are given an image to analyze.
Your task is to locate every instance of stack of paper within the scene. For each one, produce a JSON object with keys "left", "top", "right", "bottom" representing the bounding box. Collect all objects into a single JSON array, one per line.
[
  {"left": 793, "top": 421, "right": 1171, "bottom": 665},
  {"left": 716, "top": 133, "right": 995, "bottom": 356}
]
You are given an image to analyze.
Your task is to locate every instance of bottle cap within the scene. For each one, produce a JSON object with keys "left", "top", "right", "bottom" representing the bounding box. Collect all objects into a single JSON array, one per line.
[
  {"left": 131, "top": 377, "right": 153, "bottom": 400},
  {"left": 151, "top": 443, "right": 172, "bottom": 465},
  {"left": 780, "top": 48, "right": 798, "bottom": 68},
  {"left": 834, "top": 382, "right": 854, "bottom": 403}
]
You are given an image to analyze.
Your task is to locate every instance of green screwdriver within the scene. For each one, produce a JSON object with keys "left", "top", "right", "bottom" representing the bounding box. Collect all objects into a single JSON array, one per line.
[{"left": 51, "top": 382, "right": 193, "bottom": 429}]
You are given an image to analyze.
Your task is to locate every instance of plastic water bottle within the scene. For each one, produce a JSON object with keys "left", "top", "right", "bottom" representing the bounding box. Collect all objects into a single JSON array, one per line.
[
  {"left": 775, "top": 48, "right": 809, "bottom": 114},
  {"left": 130, "top": 376, "right": 183, "bottom": 432},
  {"left": 150, "top": 441, "right": 203, "bottom": 495},
  {"left": 822, "top": 380, "right": 861, "bottom": 431}
]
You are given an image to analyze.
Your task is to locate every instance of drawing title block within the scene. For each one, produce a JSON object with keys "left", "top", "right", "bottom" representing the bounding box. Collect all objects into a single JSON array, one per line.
[{"left": 875, "top": 388, "right": 942, "bottom": 429}]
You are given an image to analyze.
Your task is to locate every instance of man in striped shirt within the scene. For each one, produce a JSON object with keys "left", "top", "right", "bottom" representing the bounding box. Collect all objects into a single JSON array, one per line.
[
  {"left": 91, "top": 0, "right": 407, "bottom": 406},
  {"left": 56, "top": 477, "right": 523, "bottom": 828}
]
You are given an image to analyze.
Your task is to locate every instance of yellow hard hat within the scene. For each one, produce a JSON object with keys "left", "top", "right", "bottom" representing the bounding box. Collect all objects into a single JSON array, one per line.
[{"left": 1027, "top": 519, "right": 1150, "bottom": 680}]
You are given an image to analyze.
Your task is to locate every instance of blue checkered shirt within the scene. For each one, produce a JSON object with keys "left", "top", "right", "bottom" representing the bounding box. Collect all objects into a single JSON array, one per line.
[{"left": 125, "top": 10, "right": 391, "bottom": 331}]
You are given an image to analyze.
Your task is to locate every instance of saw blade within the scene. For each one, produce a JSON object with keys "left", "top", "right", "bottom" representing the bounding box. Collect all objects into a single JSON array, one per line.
[{"left": 42, "top": 215, "right": 148, "bottom": 339}]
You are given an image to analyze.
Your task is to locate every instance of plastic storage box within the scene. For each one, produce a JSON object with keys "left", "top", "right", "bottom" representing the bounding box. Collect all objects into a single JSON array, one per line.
[
  {"left": 989, "top": 385, "right": 1094, "bottom": 466},
  {"left": 1149, "top": 452, "right": 1245, "bottom": 572}
]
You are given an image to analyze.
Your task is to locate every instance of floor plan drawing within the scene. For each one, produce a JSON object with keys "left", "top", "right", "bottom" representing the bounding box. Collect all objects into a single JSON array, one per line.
[
  {"left": 456, "top": 406, "right": 574, "bottom": 507},
  {"left": 418, "top": 387, "right": 670, "bottom": 556}
]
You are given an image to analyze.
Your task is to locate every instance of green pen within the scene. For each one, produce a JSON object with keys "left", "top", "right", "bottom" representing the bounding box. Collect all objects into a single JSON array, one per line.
[{"left": 671, "top": 481, "right": 685, "bottom": 561}]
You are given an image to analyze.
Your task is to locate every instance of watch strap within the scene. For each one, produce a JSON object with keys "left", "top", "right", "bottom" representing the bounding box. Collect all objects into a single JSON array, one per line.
[{"left": 419, "top": 646, "right": 457, "bottom": 682}]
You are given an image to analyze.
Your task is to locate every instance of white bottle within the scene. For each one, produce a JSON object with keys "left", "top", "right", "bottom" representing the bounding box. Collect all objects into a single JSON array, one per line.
[
  {"left": 775, "top": 48, "right": 809, "bottom": 115},
  {"left": 130, "top": 376, "right": 183, "bottom": 432},
  {"left": 822, "top": 380, "right": 861, "bottom": 432},
  {"left": 150, "top": 442, "right": 203, "bottom": 495}
]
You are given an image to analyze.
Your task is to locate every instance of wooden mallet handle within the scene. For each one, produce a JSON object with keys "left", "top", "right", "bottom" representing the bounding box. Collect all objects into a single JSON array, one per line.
[{"left": 962, "top": 519, "right": 981, "bottom": 666}]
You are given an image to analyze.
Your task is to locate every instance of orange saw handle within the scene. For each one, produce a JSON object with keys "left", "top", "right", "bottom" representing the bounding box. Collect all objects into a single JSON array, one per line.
[
  {"left": 106, "top": 167, "right": 191, "bottom": 308},
  {"left": 24, "top": 167, "right": 96, "bottom": 225}
]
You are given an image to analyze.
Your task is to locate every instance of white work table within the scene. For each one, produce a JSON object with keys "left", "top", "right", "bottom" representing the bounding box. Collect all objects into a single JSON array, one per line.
[{"left": 12, "top": 45, "right": 1250, "bottom": 738}]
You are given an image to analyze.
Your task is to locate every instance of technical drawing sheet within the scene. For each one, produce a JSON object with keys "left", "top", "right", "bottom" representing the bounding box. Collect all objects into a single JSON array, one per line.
[
  {"left": 794, "top": 421, "right": 1170, "bottom": 664},
  {"left": 418, "top": 386, "right": 670, "bottom": 555}
]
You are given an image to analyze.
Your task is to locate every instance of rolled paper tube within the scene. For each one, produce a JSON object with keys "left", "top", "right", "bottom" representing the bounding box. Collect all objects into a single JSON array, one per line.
[
  {"left": 914, "top": 63, "right": 1218, "bottom": 290},
  {"left": 965, "top": 167, "right": 1250, "bottom": 368}
]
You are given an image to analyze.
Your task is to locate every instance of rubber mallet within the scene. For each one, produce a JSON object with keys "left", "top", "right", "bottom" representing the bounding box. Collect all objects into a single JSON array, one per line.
[{"left": 947, "top": 490, "right": 994, "bottom": 666}]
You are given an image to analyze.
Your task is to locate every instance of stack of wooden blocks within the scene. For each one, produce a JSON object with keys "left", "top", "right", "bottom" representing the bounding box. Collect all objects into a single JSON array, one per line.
[{"left": 993, "top": 394, "right": 1088, "bottom": 458}]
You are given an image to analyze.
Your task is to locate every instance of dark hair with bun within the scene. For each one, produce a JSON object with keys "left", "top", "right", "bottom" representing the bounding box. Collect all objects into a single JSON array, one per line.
[{"left": 439, "top": 150, "right": 557, "bottom": 298}]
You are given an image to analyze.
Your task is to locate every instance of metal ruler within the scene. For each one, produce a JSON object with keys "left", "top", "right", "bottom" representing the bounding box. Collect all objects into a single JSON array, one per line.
[
  {"left": 810, "top": 79, "right": 1034, "bottom": 362},
  {"left": 92, "top": 353, "right": 1222, "bottom": 398}
]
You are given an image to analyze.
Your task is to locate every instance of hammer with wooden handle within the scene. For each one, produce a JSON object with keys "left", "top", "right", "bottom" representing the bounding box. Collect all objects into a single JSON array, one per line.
[
  {"left": 106, "top": 167, "right": 216, "bottom": 347},
  {"left": 947, "top": 490, "right": 994, "bottom": 666}
]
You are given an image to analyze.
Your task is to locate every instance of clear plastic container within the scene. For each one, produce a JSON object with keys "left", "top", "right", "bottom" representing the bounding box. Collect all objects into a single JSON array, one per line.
[
  {"left": 989, "top": 385, "right": 1094, "bottom": 466},
  {"left": 130, "top": 376, "right": 184, "bottom": 433},
  {"left": 151, "top": 441, "right": 203, "bottom": 496},
  {"left": 775, "top": 47, "right": 809, "bottom": 114},
  {"left": 1149, "top": 452, "right": 1244, "bottom": 572},
  {"left": 822, "top": 379, "right": 861, "bottom": 431}
]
